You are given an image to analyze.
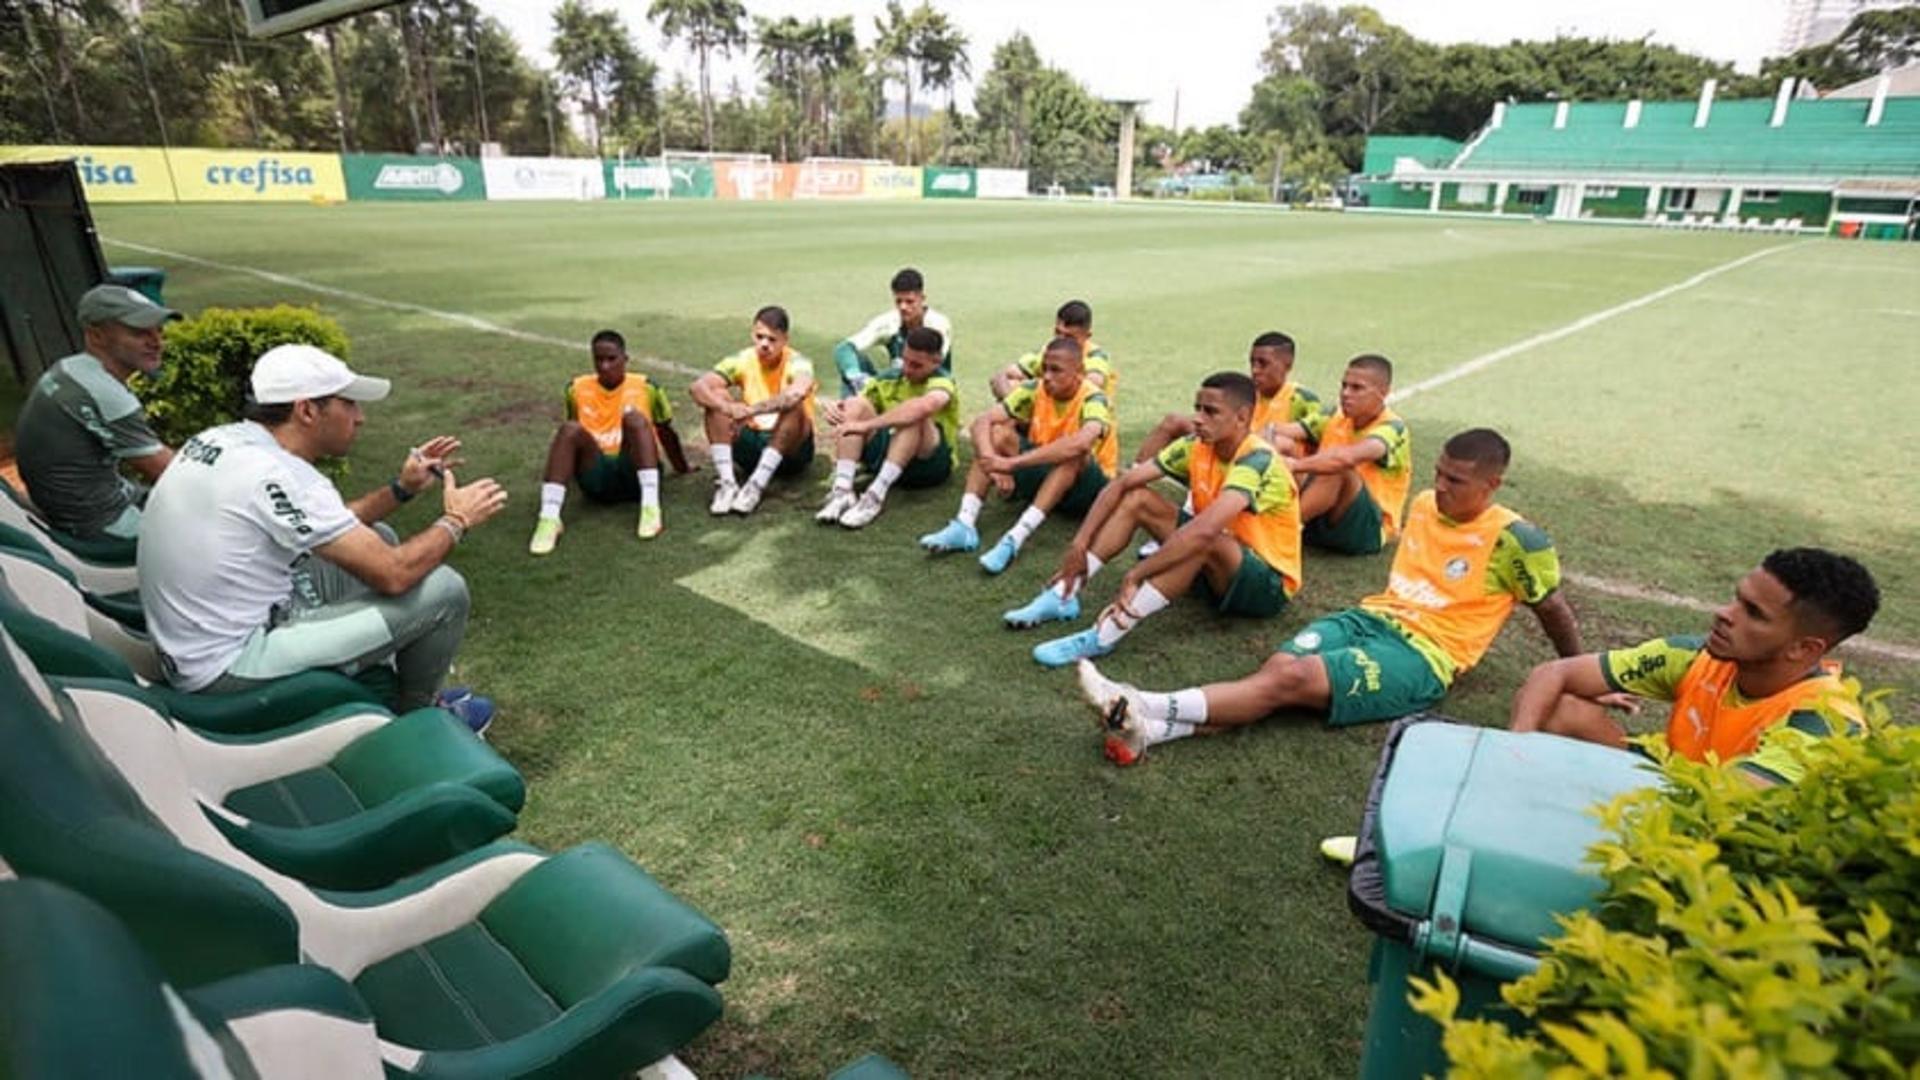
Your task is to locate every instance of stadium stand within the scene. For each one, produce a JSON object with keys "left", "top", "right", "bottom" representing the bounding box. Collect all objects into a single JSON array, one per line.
[{"left": 1358, "top": 80, "right": 1920, "bottom": 237}]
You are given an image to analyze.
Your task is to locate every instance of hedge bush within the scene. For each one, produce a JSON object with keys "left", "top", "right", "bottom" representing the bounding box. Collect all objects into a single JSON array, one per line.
[
  {"left": 134, "top": 306, "right": 353, "bottom": 476},
  {"left": 1412, "top": 684, "right": 1916, "bottom": 1077}
]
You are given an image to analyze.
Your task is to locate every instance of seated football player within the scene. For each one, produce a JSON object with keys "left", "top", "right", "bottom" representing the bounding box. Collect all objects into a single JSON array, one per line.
[
  {"left": 1006, "top": 372, "right": 1303, "bottom": 668},
  {"left": 920, "top": 336, "right": 1117, "bottom": 575},
  {"left": 816, "top": 326, "right": 960, "bottom": 529},
  {"left": 690, "top": 306, "right": 818, "bottom": 516},
  {"left": 529, "top": 329, "right": 692, "bottom": 554}
]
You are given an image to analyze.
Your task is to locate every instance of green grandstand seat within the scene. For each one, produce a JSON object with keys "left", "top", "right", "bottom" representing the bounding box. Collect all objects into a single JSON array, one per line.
[
  {"left": 0, "top": 476, "right": 139, "bottom": 594},
  {"left": 55, "top": 672, "right": 525, "bottom": 889},
  {"left": 0, "top": 877, "right": 385, "bottom": 1079},
  {"left": 0, "top": 628, "right": 730, "bottom": 1076},
  {"left": 0, "top": 556, "right": 386, "bottom": 734}
]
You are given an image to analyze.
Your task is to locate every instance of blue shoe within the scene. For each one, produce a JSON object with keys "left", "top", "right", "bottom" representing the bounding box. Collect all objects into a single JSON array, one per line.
[
  {"left": 434, "top": 686, "right": 495, "bottom": 737},
  {"left": 978, "top": 535, "right": 1020, "bottom": 574},
  {"left": 1004, "top": 588, "right": 1081, "bottom": 629},
  {"left": 919, "top": 518, "right": 979, "bottom": 554},
  {"left": 1033, "top": 628, "right": 1114, "bottom": 668}
]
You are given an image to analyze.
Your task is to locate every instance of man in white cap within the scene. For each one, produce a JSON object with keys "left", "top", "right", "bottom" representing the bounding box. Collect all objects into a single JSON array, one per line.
[
  {"left": 137, "top": 344, "right": 508, "bottom": 728},
  {"left": 14, "top": 283, "right": 182, "bottom": 551}
]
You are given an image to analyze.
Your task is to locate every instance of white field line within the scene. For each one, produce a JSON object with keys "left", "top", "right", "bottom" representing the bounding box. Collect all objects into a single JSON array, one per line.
[
  {"left": 1390, "top": 241, "right": 1806, "bottom": 405},
  {"left": 101, "top": 238, "right": 704, "bottom": 378},
  {"left": 108, "top": 235, "right": 1915, "bottom": 662},
  {"left": 1567, "top": 572, "right": 1918, "bottom": 664}
]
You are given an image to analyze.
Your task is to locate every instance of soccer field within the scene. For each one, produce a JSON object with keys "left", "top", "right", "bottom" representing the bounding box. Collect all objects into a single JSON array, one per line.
[{"left": 92, "top": 199, "right": 1918, "bottom": 1076}]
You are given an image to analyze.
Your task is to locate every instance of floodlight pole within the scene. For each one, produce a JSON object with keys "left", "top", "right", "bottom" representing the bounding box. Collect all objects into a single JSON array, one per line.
[{"left": 1108, "top": 99, "right": 1147, "bottom": 200}]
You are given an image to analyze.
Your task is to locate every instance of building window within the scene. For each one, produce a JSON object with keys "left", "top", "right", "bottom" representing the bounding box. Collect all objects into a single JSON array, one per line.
[
  {"left": 1455, "top": 183, "right": 1490, "bottom": 205},
  {"left": 1665, "top": 188, "right": 1697, "bottom": 211},
  {"left": 1746, "top": 190, "right": 1781, "bottom": 203},
  {"left": 1587, "top": 185, "right": 1618, "bottom": 198},
  {"left": 1514, "top": 186, "right": 1551, "bottom": 207}
]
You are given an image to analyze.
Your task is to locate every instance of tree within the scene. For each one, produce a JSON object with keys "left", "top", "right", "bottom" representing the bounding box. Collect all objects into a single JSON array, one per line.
[
  {"left": 804, "top": 16, "right": 858, "bottom": 154},
  {"left": 753, "top": 14, "right": 807, "bottom": 159},
  {"left": 552, "top": 0, "right": 653, "bottom": 156},
  {"left": 915, "top": 7, "right": 970, "bottom": 161},
  {"left": 648, "top": 0, "right": 746, "bottom": 152},
  {"left": 872, "top": 0, "right": 920, "bottom": 162},
  {"left": 1757, "top": 5, "right": 1920, "bottom": 92},
  {"left": 972, "top": 32, "right": 1043, "bottom": 167},
  {"left": 1259, "top": 3, "right": 1426, "bottom": 148}
]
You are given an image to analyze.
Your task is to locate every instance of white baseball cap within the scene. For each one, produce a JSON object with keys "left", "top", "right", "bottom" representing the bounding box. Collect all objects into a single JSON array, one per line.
[{"left": 250, "top": 344, "right": 392, "bottom": 405}]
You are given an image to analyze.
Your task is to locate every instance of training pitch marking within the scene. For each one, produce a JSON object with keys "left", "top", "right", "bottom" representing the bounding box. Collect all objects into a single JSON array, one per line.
[
  {"left": 1567, "top": 573, "right": 1918, "bottom": 664},
  {"left": 1390, "top": 241, "right": 1807, "bottom": 405},
  {"left": 101, "top": 238, "right": 703, "bottom": 378}
]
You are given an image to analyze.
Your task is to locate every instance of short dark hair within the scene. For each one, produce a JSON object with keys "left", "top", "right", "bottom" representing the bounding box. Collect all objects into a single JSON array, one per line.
[
  {"left": 591, "top": 329, "right": 625, "bottom": 351},
  {"left": 1200, "top": 371, "right": 1257, "bottom": 410},
  {"left": 753, "top": 305, "right": 790, "bottom": 334},
  {"left": 1762, "top": 547, "right": 1880, "bottom": 645},
  {"left": 891, "top": 268, "right": 924, "bottom": 293},
  {"left": 1056, "top": 300, "right": 1092, "bottom": 330},
  {"left": 1348, "top": 354, "right": 1393, "bottom": 383},
  {"left": 241, "top": 399, "right": 296, "bottom": 427},
  {"left": 1441, "top": 428, "right": 1511, "bottom": 472},
  {"left": 1043, "top": 336, "right": 1084, "bottom": 363},
  {"left": 904, "top": 326, "right": 944, "bottom": 355},
  {"left": 1251, "top": 331, "right": 1295, "bottom": 356},
  {"left": 241, "top": 394, "right": 340, "bottom": 429}
]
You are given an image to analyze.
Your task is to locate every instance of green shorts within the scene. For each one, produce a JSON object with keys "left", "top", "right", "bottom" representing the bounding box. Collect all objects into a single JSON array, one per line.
[
  {"left": 1303, "top": 482, "right": 1385, "bottom": 555},
  {"left": 1277, "top": 608, "right": 1447, "bottom": 727},
  {"left": 734, "top": 426, "right": 816, "bottom": 479},
  {"left": 578, "top": 453, "right": 639, "bottom": 503},
  {"left": 1011, "top": 437, "right": 1108, "bottom": 516},
  {"left": 860, "top": 429, "right": 954, "bottom": 489},
  {"left": 1200, "top": 546, "right": 1290, "bottom": 618}
]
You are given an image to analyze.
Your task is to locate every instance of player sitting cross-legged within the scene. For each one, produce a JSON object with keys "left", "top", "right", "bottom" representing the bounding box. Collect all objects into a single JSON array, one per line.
[
  {"left": 529, "top": 330, "right": 693, "bottom": 554},
  {"left": 816, "top": 326, "right": 961, "bottom": 529},
  {"left": 1007, "top": 372, "right": 1303, "bottom": 668}
]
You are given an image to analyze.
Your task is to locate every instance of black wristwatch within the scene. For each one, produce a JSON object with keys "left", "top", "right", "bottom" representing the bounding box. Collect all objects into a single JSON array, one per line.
[{"left": 388, "top": 476, "right": 416, "bottom": 503}]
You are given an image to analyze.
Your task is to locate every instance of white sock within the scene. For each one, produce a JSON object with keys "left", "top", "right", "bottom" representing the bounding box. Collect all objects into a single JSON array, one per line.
[
  {"left": 1138, "top": 687, "right": 1209, "bottom": 724},
  {"left": 1095, "top": 582, "right": 1169, "bottom": 646},
  {"left": 710, "top": 443, "right": 735, "bottom": 483},
  {"left": 748, "top": 448, "right": 783, "bottom": 489},
  {"left": 539, "top": 482, "right": 566, "bottom": 521},
  {"left": 1057, "top": 552, "right": 1104, "bottom": 598},
  {"left": 867, "top": 460, "right": 904, "bottom": 501},
  {"left": 1007, "top": 506, "right": 1047, "bottom": 548},
  {"left": 1141, "top": 718, "right": 1197, "bottom": 747},
  {"left": 832, "top": 457, "right": 857, "bottom": 493},
  {"left": 958, "top": 492, "right": 983, "bottom": 528},
  {"left": 638, "top": 469, "right": 660, "bottom": 508}
]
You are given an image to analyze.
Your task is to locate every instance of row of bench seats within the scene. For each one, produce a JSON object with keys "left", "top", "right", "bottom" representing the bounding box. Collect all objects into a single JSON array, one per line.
[{"left": 0, "top": 500, "right": 734, "bottom": 1077}]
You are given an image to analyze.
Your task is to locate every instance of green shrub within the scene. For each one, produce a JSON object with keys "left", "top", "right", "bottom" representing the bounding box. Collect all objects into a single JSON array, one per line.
[
  {"left": 1411, "top": 686, "right": 1917, "bottom": 1077},
  {"left": 134, "top": 305, "right": 352, "bottom": 478}
]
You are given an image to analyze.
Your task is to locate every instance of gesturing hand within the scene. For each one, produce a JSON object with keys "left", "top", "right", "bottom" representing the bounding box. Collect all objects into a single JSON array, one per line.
[
  {"left": 401, "top": 435, "right": 463, "bottom": 493},
  {"left": 441, "top": 468, "right": 508, "bottom": 529}
]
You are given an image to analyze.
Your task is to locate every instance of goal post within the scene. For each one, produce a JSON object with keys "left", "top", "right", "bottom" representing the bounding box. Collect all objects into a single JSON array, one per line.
[{"left": 662, "top": 150, "right": 772, "bottom": 200}]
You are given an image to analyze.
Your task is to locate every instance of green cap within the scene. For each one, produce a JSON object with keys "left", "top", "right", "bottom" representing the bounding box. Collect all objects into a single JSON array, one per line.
[{"left": 76, "top": 284, "right": 181, "bottom": 330}]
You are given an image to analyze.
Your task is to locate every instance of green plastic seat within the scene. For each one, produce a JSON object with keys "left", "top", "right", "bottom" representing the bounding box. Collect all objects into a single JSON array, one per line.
[
  {"left": 0, "top": 628, "right": 730, "bottom": 1077},
  {"left": 0, "top": 877, "right": 385, "bottom": 1079},
  {"left": 0, "top": 555, "right": 386, "bottom": 734},
  {"left": 0, "top": 476, "right": 138, "bottom": 593}
]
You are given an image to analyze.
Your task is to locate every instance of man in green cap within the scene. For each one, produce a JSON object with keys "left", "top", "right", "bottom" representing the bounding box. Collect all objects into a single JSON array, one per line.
[{"left": 14, "top": 283, "right": 182, "bottom": 551}]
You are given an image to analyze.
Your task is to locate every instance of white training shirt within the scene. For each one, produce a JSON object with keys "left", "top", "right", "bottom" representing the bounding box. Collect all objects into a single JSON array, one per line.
[
  {"left": 847, "top": 307, "right": 953, "bottom": 357},
  {"left": 137, "top": 421, "right": 360, "bottom": 690}
]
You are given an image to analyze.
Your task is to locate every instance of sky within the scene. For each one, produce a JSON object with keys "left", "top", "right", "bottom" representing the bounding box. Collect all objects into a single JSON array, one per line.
[{"left": 476, "top": 0, "right": 1795, "bottom": 130}]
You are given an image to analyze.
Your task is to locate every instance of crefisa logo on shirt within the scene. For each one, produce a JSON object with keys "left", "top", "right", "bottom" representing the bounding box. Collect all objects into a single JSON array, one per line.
[{"left": 264, "top": 481, "right": 313, "bottom": 536}]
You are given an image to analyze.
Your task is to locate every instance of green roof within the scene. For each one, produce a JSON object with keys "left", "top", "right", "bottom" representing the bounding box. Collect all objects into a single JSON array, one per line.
[{"left": 1453, "top": 97, "right": 1920, "bottom": 178}]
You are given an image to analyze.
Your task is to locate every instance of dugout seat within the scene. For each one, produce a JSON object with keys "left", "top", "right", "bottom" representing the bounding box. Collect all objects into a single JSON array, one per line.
[
  {"left": 0, "top": 627, "right": 730, "bottom": 1076},
  {"left": 0, "top": 877, "right": 386, "bottom": 1079},
  {"left": 0, "top": 555, "right": 386, "bottom": 734},
  {"left": 0, "top": 476, "right": 139, "bottom": 594}
]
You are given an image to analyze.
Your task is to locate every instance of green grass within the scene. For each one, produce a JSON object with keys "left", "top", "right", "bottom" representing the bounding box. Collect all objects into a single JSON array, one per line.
[{"left": 90, "top": 200, "right": 1918, "bottom": 1077}]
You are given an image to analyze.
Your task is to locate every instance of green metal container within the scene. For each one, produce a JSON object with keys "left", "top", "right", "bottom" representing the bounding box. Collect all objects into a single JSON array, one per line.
[{"left": 1348, "top": 717, "right": 1652, "bottom": 1079}]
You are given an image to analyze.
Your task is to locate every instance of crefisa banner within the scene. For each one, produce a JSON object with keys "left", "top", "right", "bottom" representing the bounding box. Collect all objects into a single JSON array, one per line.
[{"left": 481, "top": 157, "right": 606, "bottom": 201}]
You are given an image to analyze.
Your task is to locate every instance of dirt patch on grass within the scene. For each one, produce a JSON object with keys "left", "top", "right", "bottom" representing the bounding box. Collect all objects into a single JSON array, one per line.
[{"left": 459, "top": 395, "right": 549, "bottom": 430}]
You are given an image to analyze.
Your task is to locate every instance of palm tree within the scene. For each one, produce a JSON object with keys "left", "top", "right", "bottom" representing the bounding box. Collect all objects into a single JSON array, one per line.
[
  {"left": 872, "top": 0, "right": 920, "bottom": 163},
  {"left": 753, "top": 15, "right": 807, "bottom": 158},
  {"left": 648, "top": 0, "right": 747, "bottom": 151},
  {"left": 915, "top": 11, "right": 969, "bottom": 162},
  {"left": 804, "top": 16, "right": 857, "bottom": 155}
]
